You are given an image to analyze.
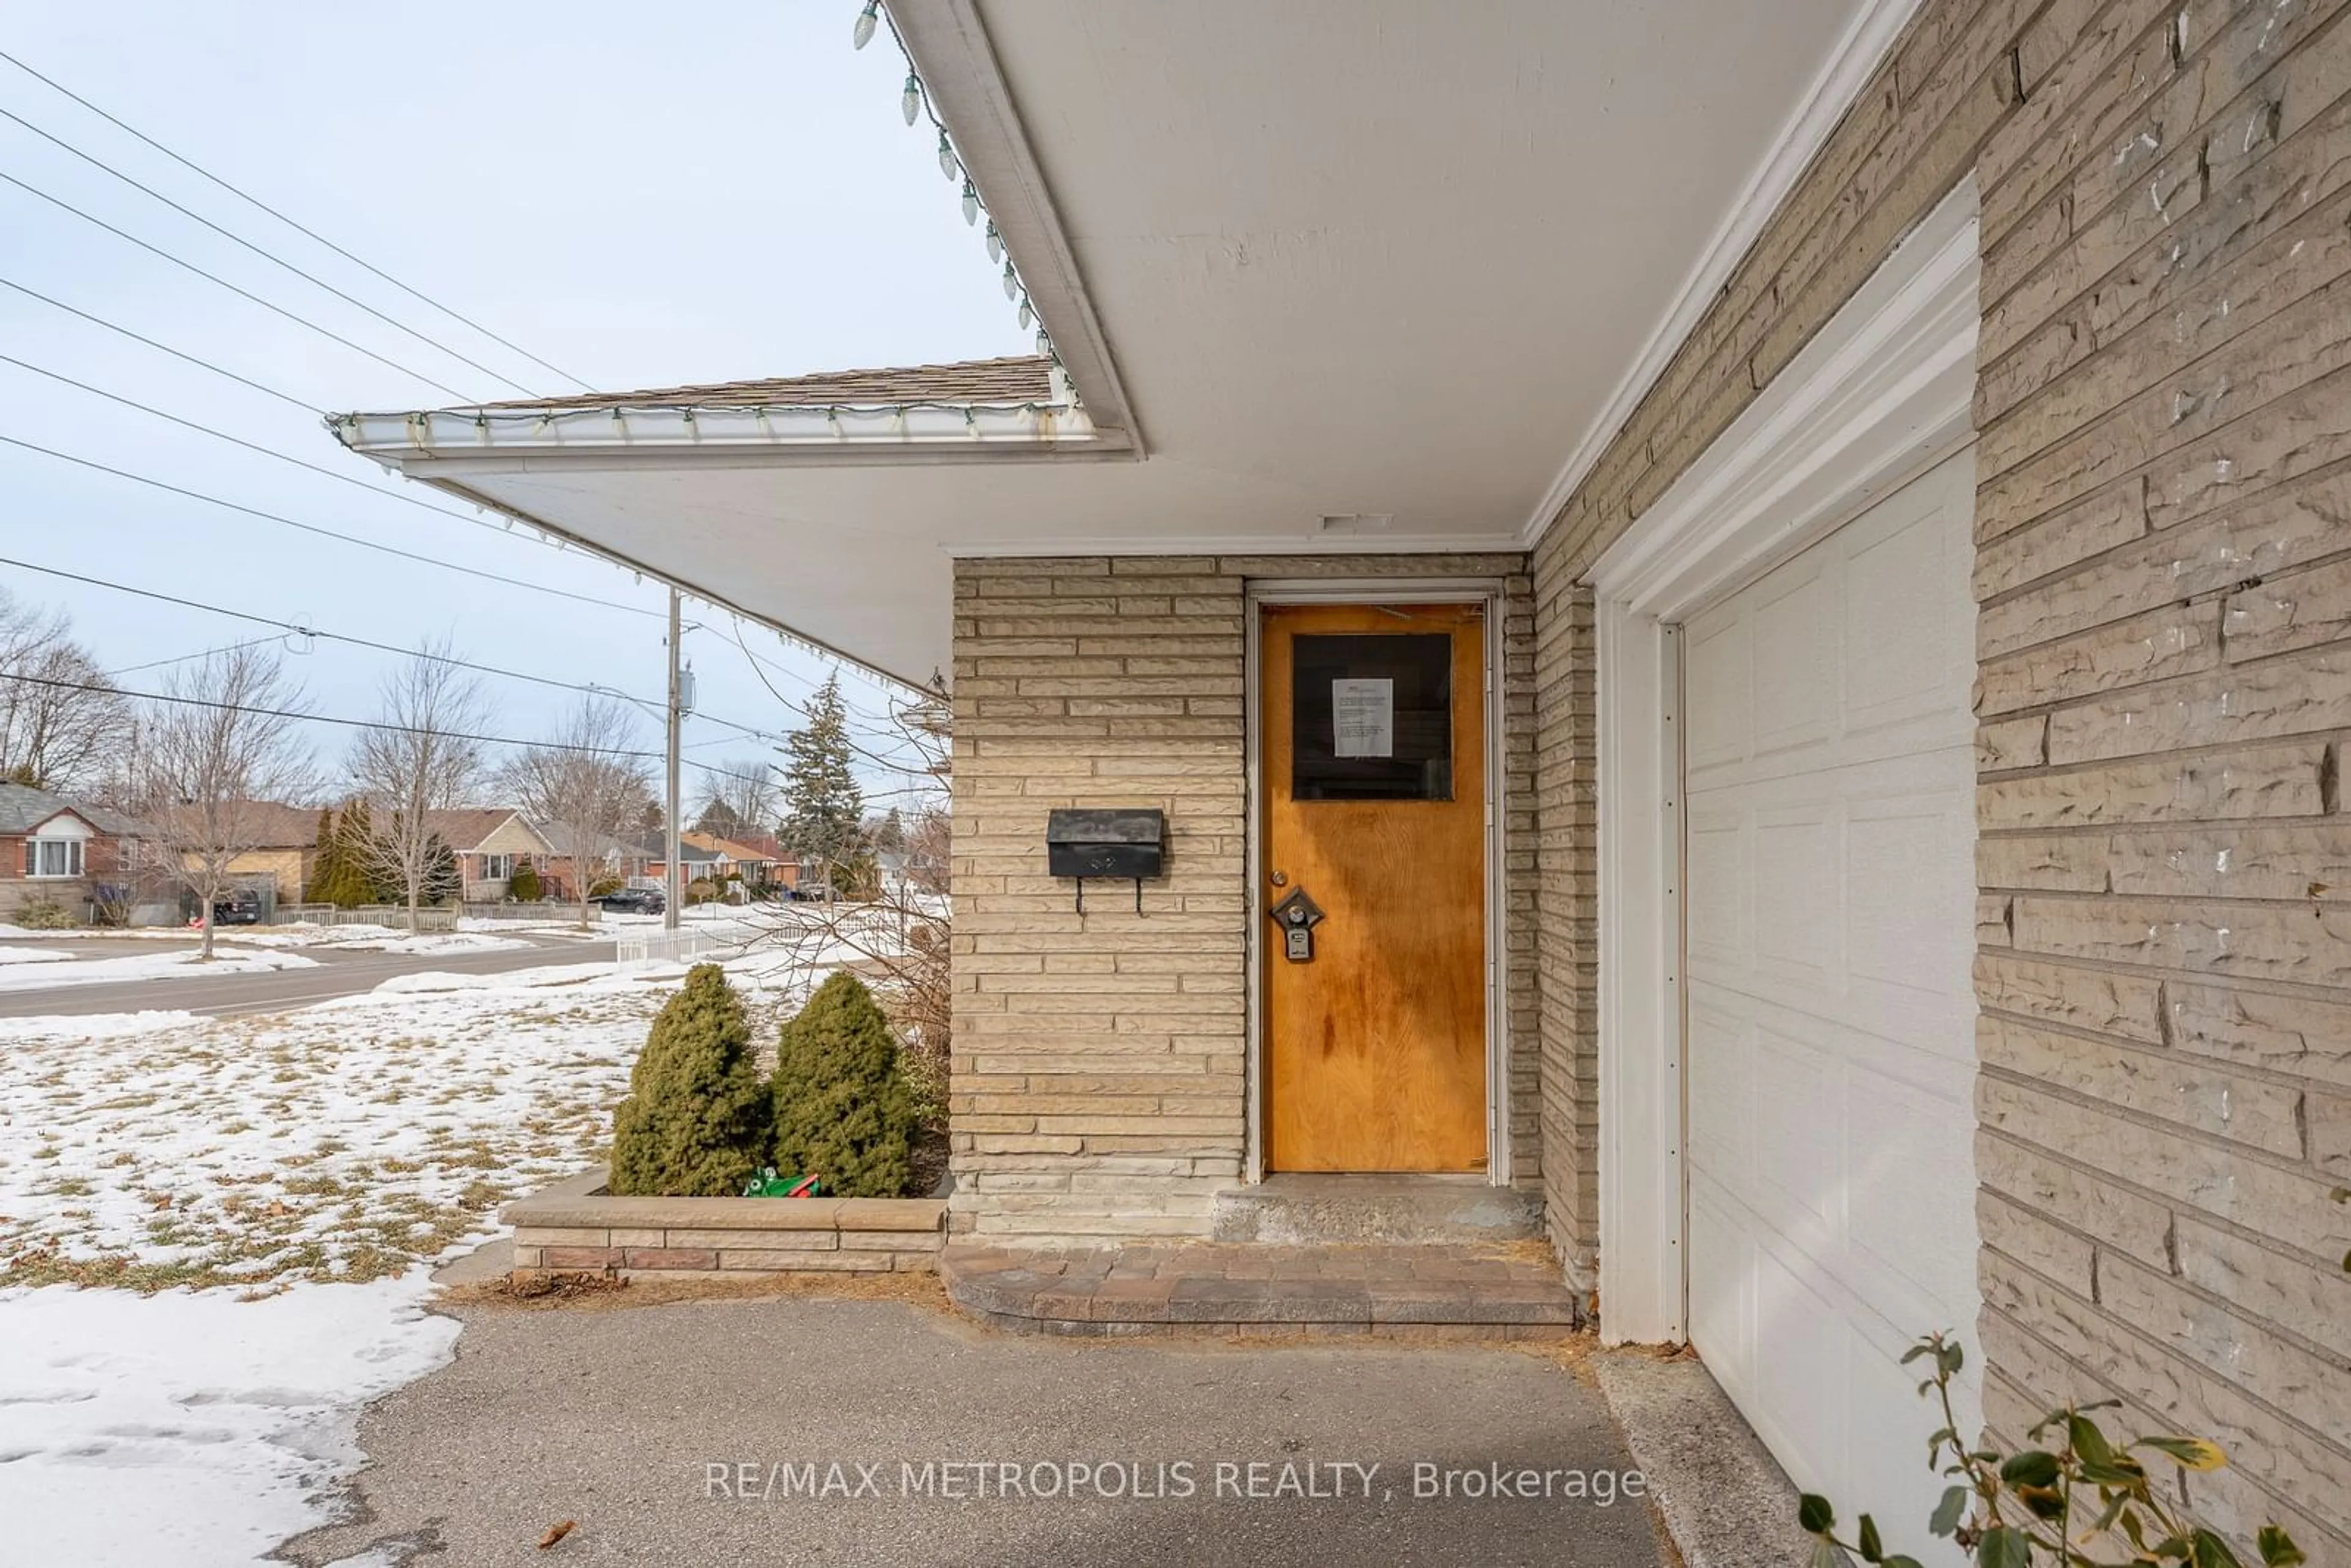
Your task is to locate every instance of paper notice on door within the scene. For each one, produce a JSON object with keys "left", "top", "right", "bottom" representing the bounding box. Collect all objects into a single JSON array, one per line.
[{"left": 1331, "top": 678, "right": 1394, "bottom": 758}]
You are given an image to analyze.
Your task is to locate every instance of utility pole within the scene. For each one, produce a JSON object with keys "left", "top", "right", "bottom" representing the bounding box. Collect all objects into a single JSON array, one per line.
[{"left": 664, "top": 588, "right": 682, "bottom": 933}]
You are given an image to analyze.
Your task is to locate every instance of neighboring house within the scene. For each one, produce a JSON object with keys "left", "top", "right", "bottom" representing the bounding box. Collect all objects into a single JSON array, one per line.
[
  {"left": 423, "top": 808, "right": 557, "bottom": 901},
  {"left": 680, "top": 831, "right": 793, "bottom": 890},
  {"left": 537, "top": 833, "right": 639, "bottom": 901},
  {"left": 626, "top": 833, "right": 721, "bottom": 890},
  {"left": 0, "top": 782, "right": 143, "bottom": 920},
  {"left": 168, "top": 799, "right": 319, "bottom": 906},
  {"left": 333, "top": 7, "right": 2351, "bottom": 1554}
]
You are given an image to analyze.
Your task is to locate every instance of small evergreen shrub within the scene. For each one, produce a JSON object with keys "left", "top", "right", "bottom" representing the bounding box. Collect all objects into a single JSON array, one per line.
[
  {"left": 771, "top": 972, "right": 918, "bottom": 1198},
  {"left": 13, "top": 896, "right": 74, "bottom": 931},
  {"left": 506, "top": 860, "right": 542, "bottom": 902},
  {"left": 608, "top": 964, "right": 771, "bottom": 1196}
]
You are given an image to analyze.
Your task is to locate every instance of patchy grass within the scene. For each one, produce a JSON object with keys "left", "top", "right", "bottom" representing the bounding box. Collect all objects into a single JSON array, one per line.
[{"left": 0, "top": 977, "right": 663, "bottom": 1291}]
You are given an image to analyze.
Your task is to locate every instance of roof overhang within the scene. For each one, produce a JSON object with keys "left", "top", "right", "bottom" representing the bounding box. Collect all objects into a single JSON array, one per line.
[{"left": 334, "top": 0, "right": 1914, "bottom": 689}]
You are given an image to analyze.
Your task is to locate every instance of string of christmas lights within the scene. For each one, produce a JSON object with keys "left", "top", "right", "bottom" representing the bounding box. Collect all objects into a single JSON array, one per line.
[{"left": 853, "top": 0, "right": 1062, "bottom": 375}]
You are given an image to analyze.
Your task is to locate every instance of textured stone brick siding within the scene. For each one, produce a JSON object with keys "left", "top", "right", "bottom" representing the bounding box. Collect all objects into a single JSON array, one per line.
[
  {"left": 949, "top": 554, "right": 1535, "bottom": 1244},
  {"left": 1531, "top": 568, "right": 1598, "bottom": 1287},
  {"left": 1529, "top": 0, "right": 2351, "bottom": 1550}
]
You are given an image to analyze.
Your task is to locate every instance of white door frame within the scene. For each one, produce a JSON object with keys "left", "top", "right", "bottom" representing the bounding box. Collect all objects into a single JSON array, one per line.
[
  {"left": 1584, "top": 179, "right": 1982, "bottom": 1346},
  {"left": 1242, "top": 579, "right": 1511, "bottom": 1186}
]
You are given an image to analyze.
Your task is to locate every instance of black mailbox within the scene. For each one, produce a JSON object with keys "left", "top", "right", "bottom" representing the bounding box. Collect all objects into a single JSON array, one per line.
[{"left": 1046, "top": 808, "right": 1166, "bottom": 912}]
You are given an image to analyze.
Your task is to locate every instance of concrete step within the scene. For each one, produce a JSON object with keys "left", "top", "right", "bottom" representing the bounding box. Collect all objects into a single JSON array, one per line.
[
  {"left": 941, "top": 1240, "right": 1581, "bottom": 1338},
  {"left": 1209, "top": 1175, "right": 1544, "bottom": 1245}
]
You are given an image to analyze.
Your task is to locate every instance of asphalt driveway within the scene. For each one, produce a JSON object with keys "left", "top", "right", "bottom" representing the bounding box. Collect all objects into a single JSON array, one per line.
[
  {"left": 279, "top": 1294, "right": 1665, "bottom": 1567},
  {"left": 0, "top": 934, "right": 613, "bottom": 1019}
]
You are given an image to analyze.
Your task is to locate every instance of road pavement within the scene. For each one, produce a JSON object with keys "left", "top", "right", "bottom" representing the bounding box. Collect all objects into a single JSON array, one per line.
[{"left": 0, "top": 934, "right": 616, "bottom": 1019}]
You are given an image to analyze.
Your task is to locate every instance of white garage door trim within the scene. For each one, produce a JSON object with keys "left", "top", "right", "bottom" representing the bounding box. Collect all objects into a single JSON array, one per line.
[{"left": 1588, "top": 176, "right": 1980, "bottom": 1348}]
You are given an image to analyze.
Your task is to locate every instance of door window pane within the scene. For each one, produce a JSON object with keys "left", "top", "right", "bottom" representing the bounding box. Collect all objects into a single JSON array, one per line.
[{"left": 1291, "top": 633, "right": 1452, "bottom": 801}]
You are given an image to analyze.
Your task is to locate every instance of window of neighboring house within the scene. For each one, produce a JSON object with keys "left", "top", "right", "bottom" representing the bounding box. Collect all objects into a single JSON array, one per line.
[
  {"left": 482, "top": 853, "right": 514, "bottom": 881},
  {"left": 23, "top": 838, "right": 85, "bottom": 879}
]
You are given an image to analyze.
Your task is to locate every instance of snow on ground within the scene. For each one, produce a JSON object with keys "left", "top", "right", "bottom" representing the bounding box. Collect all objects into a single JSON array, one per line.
[
  {"left": 0, "top": 1272, "right": 459, "bottom": 1568},
  {"left": 317, "top": 931, "right": 531, "bottom": 956},
  {"left": 0, "top": 945, "right": 74, "bottom": 965},
  {"left": 0, "top": 1009, "right": 205, "bottom": 1043},
  {"left": 0, "top": 922, "right": 556, "bottom": 953},
  {"left": 0, "top": 932, "right": 860, "bottom": 1566},
  {"left": 3, "top": 969, "right": 651, "bottom": 1288},
  {"left": 0, "top": 946, "right": 321, "bottom": 992},
  {"left": 0, "top": 929, "right": 853, "bottom": 1290},
  {"left": 133, "top": 923, "right": 542, "bottom": 953}
]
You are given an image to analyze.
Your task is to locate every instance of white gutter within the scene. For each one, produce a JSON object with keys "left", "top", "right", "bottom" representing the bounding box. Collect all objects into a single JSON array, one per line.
[{"left": 330, "top": 394, "right": 1121, "bottom": 468}]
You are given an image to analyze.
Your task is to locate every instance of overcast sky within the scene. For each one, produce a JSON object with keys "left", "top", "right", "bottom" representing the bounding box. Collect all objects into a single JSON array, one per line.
[{"left": 0, "top": 1, "right": 1024, "bottom": 810}]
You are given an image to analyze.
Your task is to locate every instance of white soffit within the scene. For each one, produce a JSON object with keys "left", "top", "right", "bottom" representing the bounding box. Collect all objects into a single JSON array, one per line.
[
  {"left": 340, "top": 0, "right": 1899, "bottom": 687},
  {"left": 947, "top": 0, "right": 1889, "bottom": 546}
]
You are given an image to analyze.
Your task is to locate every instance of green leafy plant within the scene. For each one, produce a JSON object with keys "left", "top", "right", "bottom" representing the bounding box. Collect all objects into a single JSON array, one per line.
[
  {"left": 505, "top": 859, "right": 542, "bottom": 902},
  {"left": 1801, "top": 1334, "right": 2301, "bottom": 1568},
  {"left": 770, "top": 971, "right": 918, "bottom": 1198},
  {"left": 608, "top": 964, "right": 771, "bottom": 1196}
]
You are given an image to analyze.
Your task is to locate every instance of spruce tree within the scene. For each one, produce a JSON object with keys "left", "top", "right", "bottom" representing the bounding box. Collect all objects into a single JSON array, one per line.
[
  {"left": 771, "top": 970, "right": 917, "bottom": 1198},
  {"left": 609, "top": 964, "right": 771, "bottom": 1196},
  {"left": 306, "top": 807, "right": 336, "bottom": 904},
  {"left": 310, "top": 801, "right": 378, "bottom": 907},
  {"left": 506, "top": 858, "right": 543, "bottom": 902},
  {"left": 779, "top": 672, "right": 863, "bottom": 891},
  {"left": 421, "top": 835, "right": 460, "bottom": 905}
]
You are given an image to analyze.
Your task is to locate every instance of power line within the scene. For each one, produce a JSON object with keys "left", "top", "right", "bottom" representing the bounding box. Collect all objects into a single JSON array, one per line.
[
  {"left": 0, "top": 274, "right": 319, "bottom": 413},
  {"left": 0, "top": 167, "right": 474, "bottom": 402},
  {"left": 105, "top": 632, "right": 283, "bottom": 678},
  {"left": 726, "top": 619, "right": 936, "bottom": 778},
  {"left": 0, "top": 102, "right": 535, "bottom": 399},
  {"left": 6, "top": 669, "right": 775, "bottom": 789},
  {"left": 1, "top": 305, "right": 913, "bottom": 722},
  {"left": 0, "top": 433, "right": 663, "bottom": 618},
  {"left": 0, "top": 550, "right": 774, "bottom": 740},
  {"left": 0, "top": 350, "right": 587, "bottom": 550},
  {"left": 0, "top": 46, "right": 594, "bottom": 392}
]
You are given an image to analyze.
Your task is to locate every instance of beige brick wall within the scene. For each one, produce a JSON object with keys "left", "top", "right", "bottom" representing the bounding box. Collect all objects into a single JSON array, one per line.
[
  {"left": 1530, "top": 0, "right": 2351, "bottom": 1550},
  {"left": 948, "top": 553, "right": 1535, "bottom": 1242},
  {"left": 1531, "top": 568, "right": 1598, "bottom": 1287}
]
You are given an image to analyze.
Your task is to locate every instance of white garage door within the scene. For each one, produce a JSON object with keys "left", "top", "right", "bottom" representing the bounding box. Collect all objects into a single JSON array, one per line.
[{"left": 1681, "top": 448, "right": 1981, "bottom": 1534}]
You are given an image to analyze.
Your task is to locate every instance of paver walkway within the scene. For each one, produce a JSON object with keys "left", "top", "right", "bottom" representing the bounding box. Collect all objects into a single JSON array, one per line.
[{"left": 943, "top": 1240, "right": 1584, "bottom": 1337}]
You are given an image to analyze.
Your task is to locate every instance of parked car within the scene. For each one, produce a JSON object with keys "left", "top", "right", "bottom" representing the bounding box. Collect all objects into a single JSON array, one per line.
[
  {"left": 209, "top": 890, "right": 264, "bottom": 926},
  {"left": 593, "top": 888, "right": 665, "bottom": 914}
]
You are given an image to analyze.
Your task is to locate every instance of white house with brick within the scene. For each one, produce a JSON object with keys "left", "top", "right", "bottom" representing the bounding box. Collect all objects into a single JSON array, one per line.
[{"left": 332, "top": 0, "right": 2351, "bottom": 1555}]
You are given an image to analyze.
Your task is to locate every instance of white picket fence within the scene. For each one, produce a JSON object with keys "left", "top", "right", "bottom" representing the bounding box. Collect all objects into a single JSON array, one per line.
[{"left": 614, "top": 929, "right": 723, "bottom": 968}]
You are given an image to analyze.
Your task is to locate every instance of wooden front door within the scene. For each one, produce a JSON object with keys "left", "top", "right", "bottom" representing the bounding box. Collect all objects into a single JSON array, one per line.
[{"left": 1261, "top": 601, "right": 1487, "bottom": 1172}]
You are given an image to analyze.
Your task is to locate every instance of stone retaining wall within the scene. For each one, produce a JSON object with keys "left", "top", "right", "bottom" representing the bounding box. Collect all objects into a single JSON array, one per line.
[{"left": 504, "top": 1171, "right": 947, "bottom": 1276}]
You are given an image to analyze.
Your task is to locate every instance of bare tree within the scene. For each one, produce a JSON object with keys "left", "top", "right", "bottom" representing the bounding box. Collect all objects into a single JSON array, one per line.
[
  {"left": 130, "top": 645, "right": 317, "bottom": 959},
  {"left": 690, "top": 756, "right": 778, "bottom": 838},
  {"left": 500, "top": 694, "right": 652, "bottom": 928},
  {"left": 0, "top": 589, "right": 133, "bottom": 794},
  {"left": 348, "top": 642, "right": 490, "bottom": 932}
]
